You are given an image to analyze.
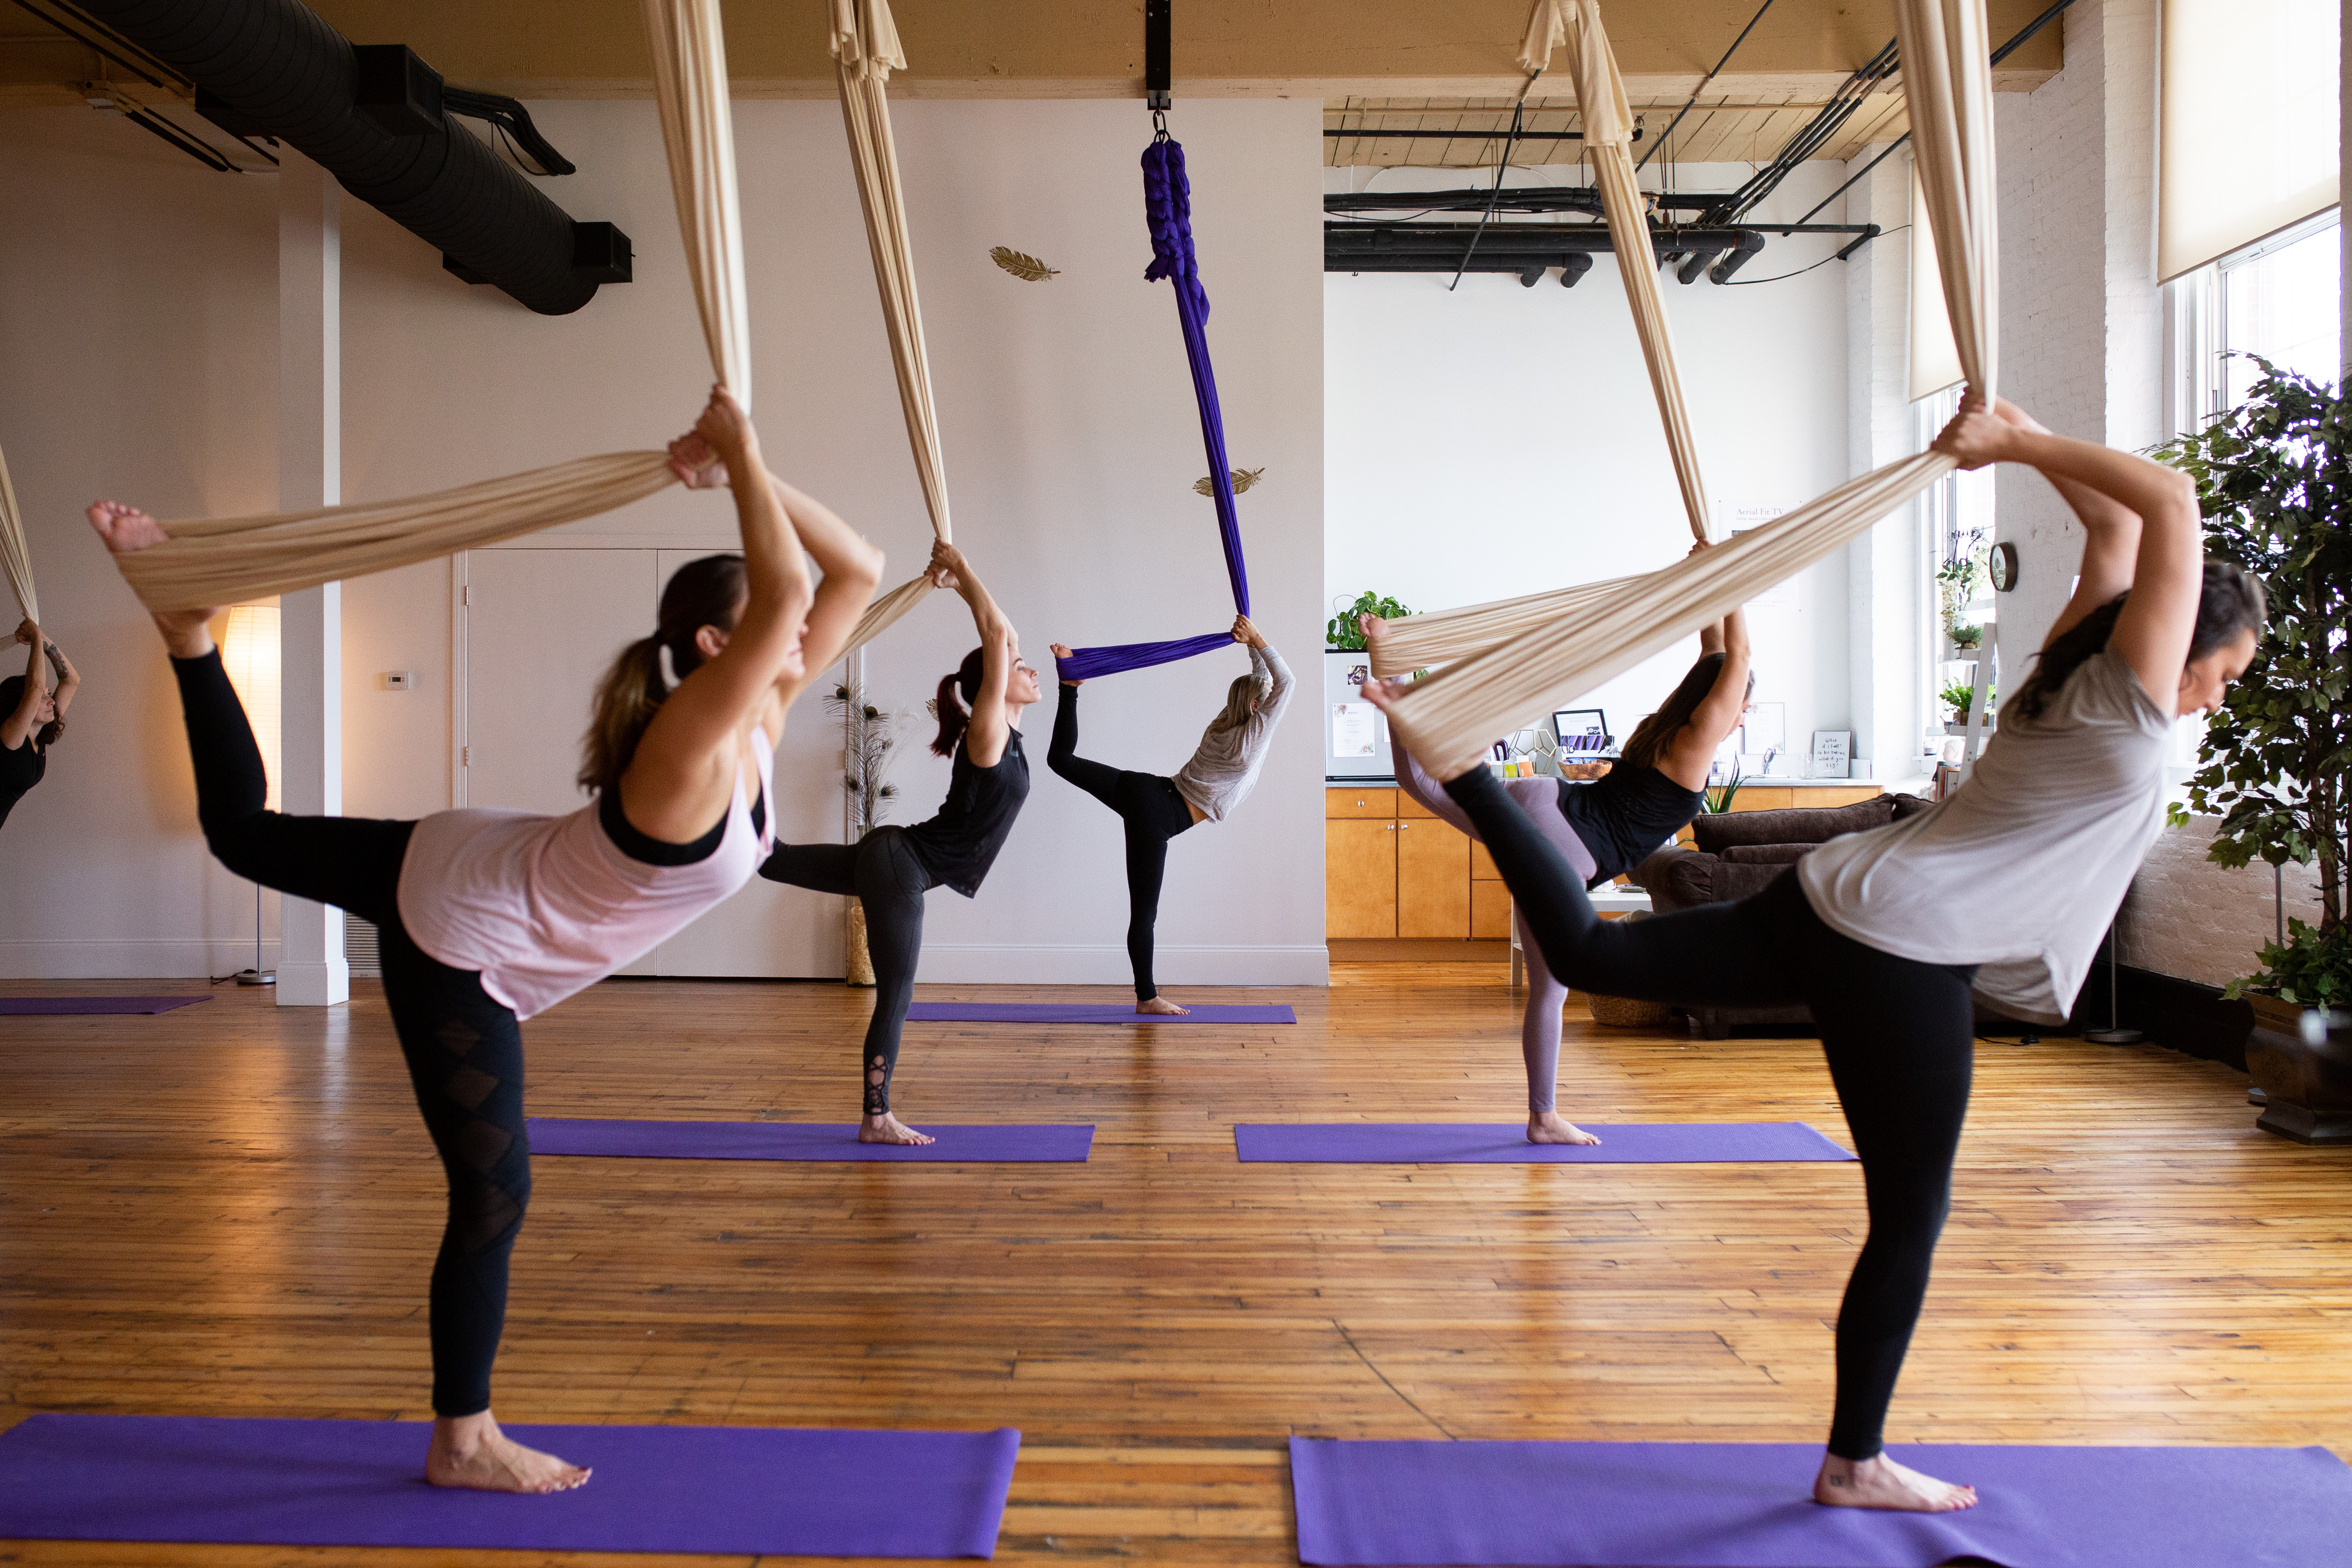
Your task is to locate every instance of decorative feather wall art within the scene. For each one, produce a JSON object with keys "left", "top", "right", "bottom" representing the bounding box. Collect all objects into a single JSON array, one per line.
[
  {"left": 988, "top": 246, "right": 1060, "bottom": 281},
  {"left": 1194, "top": 467, "right": 1264, "bottom": 497}
]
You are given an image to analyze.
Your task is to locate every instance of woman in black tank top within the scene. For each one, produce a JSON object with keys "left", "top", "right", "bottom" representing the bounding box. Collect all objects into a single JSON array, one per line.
[
  {"left": 761, "top": 541, "right": 1037, "bottom": 1146},
  {"left": 1560, "top": 578, "right": 1751, "bottom": 883},
  {"left": 1, "top": 621, "right": 79, "bottom": 833}
]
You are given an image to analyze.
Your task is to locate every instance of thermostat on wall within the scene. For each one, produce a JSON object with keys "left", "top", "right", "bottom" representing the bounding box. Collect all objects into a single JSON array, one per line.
[{"left": 380, "top": 671, "right": 417, "bottom": 691}]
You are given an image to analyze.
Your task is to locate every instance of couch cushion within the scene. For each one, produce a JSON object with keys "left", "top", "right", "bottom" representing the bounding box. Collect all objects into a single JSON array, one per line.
[
  {"left": 1691, "top": 796, "right": 1897, "bottom": 852},
  {"left": 1721, "top": 842, "right": 1815, "bottom": 865}
]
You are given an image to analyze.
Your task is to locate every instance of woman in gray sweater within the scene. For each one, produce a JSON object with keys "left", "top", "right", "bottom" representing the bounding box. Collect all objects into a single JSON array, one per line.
[{"left": 1047, "top": 616, "right": 1294, "bottom": 1012}]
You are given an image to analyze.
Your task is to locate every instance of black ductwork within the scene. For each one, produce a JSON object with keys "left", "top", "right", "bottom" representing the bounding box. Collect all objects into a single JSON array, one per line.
[{"left": 76, "top": 0, "right": 626, "bottom": 315}]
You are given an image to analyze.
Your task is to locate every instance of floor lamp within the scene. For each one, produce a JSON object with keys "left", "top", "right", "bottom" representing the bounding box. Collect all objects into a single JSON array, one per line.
[
  {"left": 2083, "top": 919, "right": 2141, "bottom": 1045},
  {"left": 220, "top": 603, "right": 279, "bottom": 987}
]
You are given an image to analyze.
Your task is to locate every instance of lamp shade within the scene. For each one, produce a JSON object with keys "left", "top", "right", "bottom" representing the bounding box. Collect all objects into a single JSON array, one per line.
[{"left": 219, "top": 603, "right": 281, "bottom": 810}]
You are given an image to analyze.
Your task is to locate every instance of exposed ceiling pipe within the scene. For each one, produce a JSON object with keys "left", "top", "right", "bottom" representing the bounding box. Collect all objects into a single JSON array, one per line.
[{"left": 72, "top": 0, "right": 628, "bottom": 315}]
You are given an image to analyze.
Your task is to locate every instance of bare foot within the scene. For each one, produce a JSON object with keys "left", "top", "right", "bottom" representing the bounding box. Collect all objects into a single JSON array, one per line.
[
  {"left": 1049, "top": 644, "right": 1082, "bottom": 685},
  {"left": 1526, "top": 1112, "right": 1600, "bottom": 1145},
  {"left": 88, "top": 501, "right": 216, "bottom": 657},
  {"left": 1137, "top": 996, "right": 1189, "bottom": 1015},
  {"left": 1813, "top": 1452, "right": 1977, "bottom": 1512},
  {"left": 859, "top": 1112, "right": 935, "bottom": 1145},
  {"left": 425, "top": 1411, "right": 590, "bottom": 1494}
]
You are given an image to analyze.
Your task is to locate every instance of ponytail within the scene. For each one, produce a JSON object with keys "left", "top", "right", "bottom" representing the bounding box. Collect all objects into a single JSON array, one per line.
[
  {"left": 578, "top": 552, "right": 748, "bottom": 794},
  {"left": 2007, "top": 561, "right": 2266, "bottom": 722},
  {"left": 930, "top": 646, "right": 987, "bottom": 757}
]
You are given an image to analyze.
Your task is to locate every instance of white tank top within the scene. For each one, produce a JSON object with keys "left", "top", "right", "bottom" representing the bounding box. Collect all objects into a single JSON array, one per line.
[
  {"left": 1799, "top": 651, "right": 2172, "bottom": 1024},
  {"left": 395, "top": 729, "right": 776, "bottom": 1020}
]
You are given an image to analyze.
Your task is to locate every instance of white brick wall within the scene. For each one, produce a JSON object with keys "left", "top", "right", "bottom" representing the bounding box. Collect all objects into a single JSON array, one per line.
[{"left": 2118, "top": 818, "right": 2326, "bottom": 989}]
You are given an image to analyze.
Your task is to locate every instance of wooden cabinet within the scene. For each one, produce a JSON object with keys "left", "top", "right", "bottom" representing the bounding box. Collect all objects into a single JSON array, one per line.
[
  {"left": 1325, "top": 817, "right": 1398, "bottom": 938},
  {"left": 1396, "top": 816, "right": 1469, "bottom": 936},
  {"left": 1469, "top": 841, "right": 1511, "bottom": 938},
  {"left": 1327, "top": 786, "right": 1480, "bottom": 941},
  {"left": 1727, "top": 784, "right": 1882, "bottom": 812}
]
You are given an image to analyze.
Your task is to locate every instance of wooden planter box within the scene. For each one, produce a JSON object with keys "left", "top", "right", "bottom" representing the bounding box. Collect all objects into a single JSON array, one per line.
[{"left": 2245, "top": 994, "right": 2352, "bottom": 1145}]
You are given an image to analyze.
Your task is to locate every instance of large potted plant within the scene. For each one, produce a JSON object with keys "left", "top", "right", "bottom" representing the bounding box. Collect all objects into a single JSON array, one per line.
[{"left": 2159, "top": 360, "right": 2352, "bottom": 1143}]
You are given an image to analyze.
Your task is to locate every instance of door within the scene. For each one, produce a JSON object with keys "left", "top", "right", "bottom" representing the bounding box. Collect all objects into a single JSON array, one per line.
[{"left": 461, "top": 546, "right": 843, "bottom": 979}]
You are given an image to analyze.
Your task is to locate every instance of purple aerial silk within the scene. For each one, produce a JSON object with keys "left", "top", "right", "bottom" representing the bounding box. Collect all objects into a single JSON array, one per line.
[{"left": 1056, "top": 137, "right": 1253, "bottom": 683}]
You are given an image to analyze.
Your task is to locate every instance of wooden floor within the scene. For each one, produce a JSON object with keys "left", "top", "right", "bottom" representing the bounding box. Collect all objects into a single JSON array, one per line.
[{"left": 3, "top": 964, "right": 2348, "bottom": 1566}]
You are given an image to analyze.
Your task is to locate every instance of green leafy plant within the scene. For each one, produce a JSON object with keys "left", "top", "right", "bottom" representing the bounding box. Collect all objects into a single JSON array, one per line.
[
  {"left": 826, "top": 682, "right": 901, "bottom": 837},
  {"left": 1697, "top": 767, "right": 1744, "bottom": 815},
  {"left": 2224, "top": 918, "right": 2352, "bottom": 1008},
  {"left": 1949, "top": 621, "right": 1983, "bottom": 649},
  {"left": 1938, "top": 678, "right": 1994, "bottom": 720},
  {"left": 1327, "top": 591, "right": 1412, "bottom": 651},
  {"left": 2155, "top": 361, "right": 2352, "bottom": 991}
]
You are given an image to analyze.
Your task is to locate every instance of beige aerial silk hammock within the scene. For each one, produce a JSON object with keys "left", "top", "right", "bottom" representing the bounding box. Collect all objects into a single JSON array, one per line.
[
  {"left": 0, "top": 442, "right": 36, "bottom": 623},
  {"left": 830, "top": 0, "right": 957, "bottom": 656},
  {"left": 116, "top": 0, "right": 753, "bottom": 614},
  {"left": 1376, "top": 0, "right": 1996, "bottom": 777}
]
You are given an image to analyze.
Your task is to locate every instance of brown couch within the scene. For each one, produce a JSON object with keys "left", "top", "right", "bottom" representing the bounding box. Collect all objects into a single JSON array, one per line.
[{"left": 1629, "top": 794, "right": 1934, "bottom": 1038}]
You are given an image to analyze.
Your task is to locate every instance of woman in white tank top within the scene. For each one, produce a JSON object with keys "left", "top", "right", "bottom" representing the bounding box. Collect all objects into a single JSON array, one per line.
[
  {"left": 1376, "top": 393, "right": 2265, "bottom": 1515},
  {"left": 90, "top": 386, "right": 882, "bottom": 1496}
]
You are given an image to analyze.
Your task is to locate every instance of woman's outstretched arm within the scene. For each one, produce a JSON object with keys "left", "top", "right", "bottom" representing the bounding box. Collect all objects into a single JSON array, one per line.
[
  {"left": 43, "top": 632, "right": 79, "bottom": 718},
  {"left": 626, "top": 389, "right": 814, "bottom": 838},
  {"left": 1935, "top": 400, "right": 2202, "bottom": 708},
  {"left": 934, "top": 541, "right": 1017, "bottom": 767},
  {"left": 1654, "top": 572, "right": 1752, "bottom": 790},
  {"left": 5, "top": 621, "right": 51, "bottom": 748},
  {"left": 666, "top": 440, "right": 883, "bottom": 709}
]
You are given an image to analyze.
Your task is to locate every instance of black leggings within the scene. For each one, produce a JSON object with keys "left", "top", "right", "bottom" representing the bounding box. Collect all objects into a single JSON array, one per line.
[
  {"left": 173, "top": 651, "right": 528, "bottom": 1419},
  {"left": 1443, "top": 765, "right": 1976, "bottom": 1462},
  {"left": 760, "top": 827, "right": 935, "bottom": 1115},
  {"left": 1046, "top": 683, "right": 1196, "bottom": 1001}
]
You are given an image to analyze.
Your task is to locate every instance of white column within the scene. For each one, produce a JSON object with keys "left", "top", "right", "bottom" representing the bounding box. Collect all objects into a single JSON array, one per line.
[
  {"left": 1844, "top": 144, "right": 1924, "bottom": 782},
  {"left": 277, "top": 153, "right": 348, "bottom": 1007}
]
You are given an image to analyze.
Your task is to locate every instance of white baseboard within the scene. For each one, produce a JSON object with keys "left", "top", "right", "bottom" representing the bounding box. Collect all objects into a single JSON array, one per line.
[
  {"left": 0, "top": 939, "right": 282, "bottom": 980},
  {"left": 913, "top": 943, "right": 1330, "bottom": 987}
]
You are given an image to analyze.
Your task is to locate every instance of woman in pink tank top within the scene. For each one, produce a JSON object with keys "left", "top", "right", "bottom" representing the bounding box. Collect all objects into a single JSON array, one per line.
[{"left": 90, "top": 386, "right": 883, "bottom": 1497}]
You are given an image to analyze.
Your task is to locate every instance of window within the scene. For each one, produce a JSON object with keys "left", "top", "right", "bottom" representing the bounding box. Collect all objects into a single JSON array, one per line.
[
  {"left": 2169, "top": 212, "right": 2342, "bottom": 436},
  {"left": 1913, "top": 385, "right": 1996, "bottom": 767}
]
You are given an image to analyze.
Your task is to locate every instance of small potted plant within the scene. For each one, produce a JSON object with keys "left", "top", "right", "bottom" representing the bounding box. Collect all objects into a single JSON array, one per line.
[
  {"left": 1949, "top": 621, "right": 1983, "bottom": 650},
  {"left": 2157, "top": 360, "right": 2352, "bottom": 1142},
  {"left": 1939, "top": 678, "right": 1994, "bottom": 734}
]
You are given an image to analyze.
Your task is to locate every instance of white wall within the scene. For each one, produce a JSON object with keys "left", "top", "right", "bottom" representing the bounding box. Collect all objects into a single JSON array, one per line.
[
  {"left": 0, "top": 96, "right": 1327, "bottom": 984},
  {"left": 1323, "top": 162, "right": 1861, "bottom": 773},
  {"left": 0, "top": 111, "right": 282, "bottom": 977}
]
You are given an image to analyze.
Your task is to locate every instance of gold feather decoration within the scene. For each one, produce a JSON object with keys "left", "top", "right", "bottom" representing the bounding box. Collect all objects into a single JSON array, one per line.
[
  {"left": 1194, "top": 467, "right": 1265, "bottom": 498},
  {"left": 989, "top": 246, "right": 1060, "bottom": 282}
]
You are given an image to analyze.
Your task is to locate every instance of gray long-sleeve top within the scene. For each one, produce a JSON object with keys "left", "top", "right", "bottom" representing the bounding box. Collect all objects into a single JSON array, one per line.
[{"left": 1170, "top": 643, "right": 1295, "bottom": 823}]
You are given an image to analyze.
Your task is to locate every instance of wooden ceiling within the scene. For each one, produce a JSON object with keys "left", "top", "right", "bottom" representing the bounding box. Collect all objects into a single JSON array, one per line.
[{"left": 2, "top": 0, "right": 2062, "bottom": 167}]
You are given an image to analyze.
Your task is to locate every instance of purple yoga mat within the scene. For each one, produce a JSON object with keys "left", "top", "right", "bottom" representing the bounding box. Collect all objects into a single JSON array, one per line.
[
  {"left": 0, "top": 994, "right": 210, "bottom": 1015},
  {"left": 528, "top": 1117, "right": 1093, "bottom": 1162},
  {"left": 907, "top": 1001, "right": 1296, "bottom": 1025},
  {"left": 1289, "top": 1436, "right": 2352, "bottom": 1568},
  {"left": 0, "top": 1414, "right": 1018, "bottom": 1556},
  {"left": 1234, "top": 1122, "right": 1854, "bottom": 1164}
]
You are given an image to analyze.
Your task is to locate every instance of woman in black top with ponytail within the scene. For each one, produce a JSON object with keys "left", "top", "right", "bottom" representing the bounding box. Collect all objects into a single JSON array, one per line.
[
  {"left": 2, "top": 618, "right": 78, "bottom": 831},
  {"left": 761, "top": 540, "right": 1037, "bottom": 1144}
]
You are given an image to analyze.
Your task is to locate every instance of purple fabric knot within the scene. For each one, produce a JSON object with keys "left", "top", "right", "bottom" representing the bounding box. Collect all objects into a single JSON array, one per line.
[{"left": 1142, "top": 139, "right": 1210, "bottom": 322}]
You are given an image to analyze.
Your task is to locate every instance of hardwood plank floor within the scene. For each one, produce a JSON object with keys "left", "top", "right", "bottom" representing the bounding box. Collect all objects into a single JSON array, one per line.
[{"left": 2, "top": 965, "right": 2346, "bottom": 1565}]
